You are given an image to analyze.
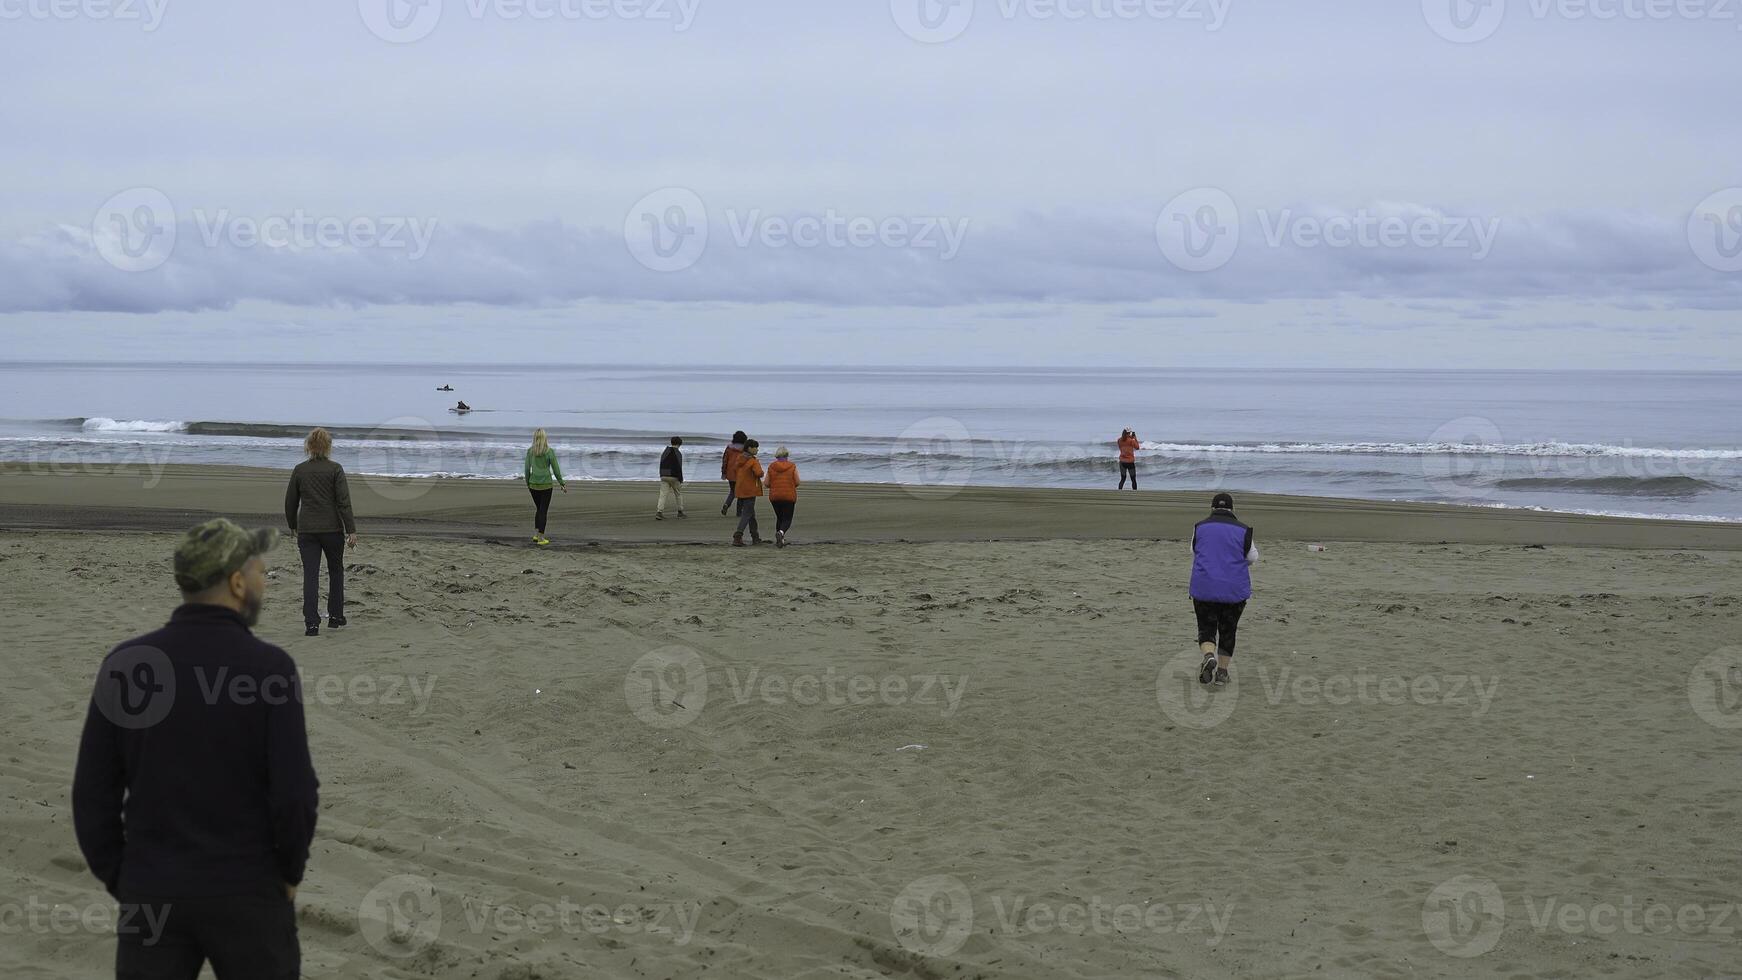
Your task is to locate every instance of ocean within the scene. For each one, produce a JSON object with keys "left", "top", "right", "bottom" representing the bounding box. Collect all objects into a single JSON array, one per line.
[{"left": 2, "top": 362, "right": 1738, "bottom": 522}]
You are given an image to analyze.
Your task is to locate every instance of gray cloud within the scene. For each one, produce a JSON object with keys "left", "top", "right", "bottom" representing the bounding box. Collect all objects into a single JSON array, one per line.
[{"left": 7, "top": 205, "right": 1739, "bottom": 314}]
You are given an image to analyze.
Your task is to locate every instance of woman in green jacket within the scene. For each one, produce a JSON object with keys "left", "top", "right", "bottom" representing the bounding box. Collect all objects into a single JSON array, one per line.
[{"left": 525, "top": 429, "right": 567, "bottom": 546}]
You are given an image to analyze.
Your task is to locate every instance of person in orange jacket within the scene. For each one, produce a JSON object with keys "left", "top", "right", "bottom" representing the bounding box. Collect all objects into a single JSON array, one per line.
[
  {"left": 1117, "top": 428, "right": 1140, "bottom": 490},
  {"left": 719, "top": 430, "right": 747, "bottom": 517},
  {"left": 732, "top": 439, "right": 764, "bottom": 546},
  {"left": 765, "top": 446, "right": 800, "bottom": 548}
]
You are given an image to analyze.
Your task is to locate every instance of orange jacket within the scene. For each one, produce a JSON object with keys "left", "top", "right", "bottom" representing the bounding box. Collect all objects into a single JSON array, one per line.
[
  {"left": 1117, "top": 435, "right": 1139, "bottom": 463},
  {"left": 722, "top": 444, "right": 744, "bottom": 481},
  {"left": 766, "top": 459, "right": 799, "bottom": 502},
  {"left": 734, "top": 456, "right": 765, "bottom": 499}
]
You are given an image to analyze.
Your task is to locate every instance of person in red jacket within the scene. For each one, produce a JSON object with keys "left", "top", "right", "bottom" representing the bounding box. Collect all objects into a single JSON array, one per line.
[
  {"left": 765, "top": 446, "right": 801, "bottom": 548},
  {"left": 732, "top": 440, "right": 765, "bottom": 546},
  {"left": 719, "top": 430, "right": 747, "bottom": 517},
  {"left": 1117, "top": 429, "right": 1140, "bottom": 490}
]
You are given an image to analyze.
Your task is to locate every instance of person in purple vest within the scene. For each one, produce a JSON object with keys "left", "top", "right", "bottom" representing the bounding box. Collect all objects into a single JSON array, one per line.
[{"left": 1190, "top": 492, "right": 1257, "bottom": 687}]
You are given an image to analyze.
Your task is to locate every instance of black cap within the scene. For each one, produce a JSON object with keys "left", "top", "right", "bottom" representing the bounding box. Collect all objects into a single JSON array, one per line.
[{"left": 1211, "top": 492, "right": 1235, "bottom": 511}]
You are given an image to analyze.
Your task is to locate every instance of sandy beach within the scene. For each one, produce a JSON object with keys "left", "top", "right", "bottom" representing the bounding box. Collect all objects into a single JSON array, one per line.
[{"left": 2, "top": 465, "right": 1739, "bottom": 978}]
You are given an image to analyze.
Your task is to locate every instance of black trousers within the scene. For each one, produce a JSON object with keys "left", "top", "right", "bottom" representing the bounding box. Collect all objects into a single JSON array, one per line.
[
  {"left": 297, "top": 532, "right": 345, "bottom": 629},
  {"left": 115, "top": 888, "right": 299, "bottom": 980},
  {"left": 529, "top": 487, "right": 553, "bottom": 534},
  {"left": 1193, "top": 599, "right": 1246, "bottom": 657},
  {"left": 735, "top": 497, "right": 759, "bottom": 537},
  {"left": 771, "top": 499, "right": 796, "bottom": 533},
  {"left": 1118, "top": 461, "right": 1137, "bottom": 488}
]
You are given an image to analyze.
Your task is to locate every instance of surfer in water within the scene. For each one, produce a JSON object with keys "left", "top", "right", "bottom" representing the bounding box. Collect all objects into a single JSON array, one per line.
[{"left": 455, "top": 401, "right": 471, "bottom": 412}]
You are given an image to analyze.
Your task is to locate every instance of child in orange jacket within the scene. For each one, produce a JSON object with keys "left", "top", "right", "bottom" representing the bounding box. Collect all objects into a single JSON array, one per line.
[
  {"left": 732, "top": 440, "right": 764, "bottom": 546},
  {"left": 765, "top": 447, "right": 800, "bottom": 548}
]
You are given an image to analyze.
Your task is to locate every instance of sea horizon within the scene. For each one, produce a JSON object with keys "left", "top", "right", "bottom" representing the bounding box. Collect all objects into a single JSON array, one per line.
[{"left": 4, "top": 362, "right": 1738, "bottom": 523}]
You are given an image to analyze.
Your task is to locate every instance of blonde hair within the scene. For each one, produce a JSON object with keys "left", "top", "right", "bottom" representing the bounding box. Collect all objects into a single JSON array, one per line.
[
  {"left": 530, "top": 429, "right": 549, "bottom": 456},
  {"left": 775, "top": 446, "right": 789, "bottom": 459},
  {"left": 305, "top": 427, "right": 332, "bottom": 459}
]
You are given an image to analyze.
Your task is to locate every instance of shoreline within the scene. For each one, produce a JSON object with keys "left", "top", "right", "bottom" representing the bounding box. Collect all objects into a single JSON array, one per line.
[{"left": 4, "top": 462, "right": 1739, "bottom": 550}]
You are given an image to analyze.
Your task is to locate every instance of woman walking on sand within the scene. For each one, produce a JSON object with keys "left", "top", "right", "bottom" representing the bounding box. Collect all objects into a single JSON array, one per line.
[
  {"left": 286, "top": 427, "right": 358, "bottom": 636},
  {"left": 732, "top": 439, "right": 764, "bottom": 546},
  {"left": 766, "top": 446, "right": 800, "bottom": 548},
  {"left": 720, "top": 430, "right": 748, "bottom": 516},
  {"left": 1191, "top": 492, "right": 1257, "bottom": 687},
  {"left": 525, "top": 429, "right": 567, "bottom": 546},
  {"left": 1117, "top": 428, "right": 1140, "bottom": 490}
]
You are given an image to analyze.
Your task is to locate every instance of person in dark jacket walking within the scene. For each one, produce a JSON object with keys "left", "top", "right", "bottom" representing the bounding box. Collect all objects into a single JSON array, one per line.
[
  {"left": 719, "top": 430, "right": 747, "bottom": 516},
  {"left": 656, "top": 436, "right": 686, "bottom": 520},
  {"left": 285, "top": 428, "right": 357, "bottom": 637},
  {"left": 73, "top": 518, "right": 320, "bottom": 980},
  {"left": 1190, "top": 492, "right": 1257, "bottom": 687}
]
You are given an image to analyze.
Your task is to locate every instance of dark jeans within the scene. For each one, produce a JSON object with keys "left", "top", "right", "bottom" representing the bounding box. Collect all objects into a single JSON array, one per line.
[
  {"left": 1118, "top": 461, "right": 1137, "bottom": 488},
  {"left": 115, "top": 887, "right": 299, "bottom": 980},
  {"left": 771, "top": 499, "right": 796, "bottom": 533},
  {"left": 1193, "top": 599, "right": 1246, "bottom": 657},
  {"left": 529, "top": 487, "right": 553, "bottom": 534},
  {"left": 721, "top": 480, "right": 737, "bottom": 512},
  {"left": 735, "top": 497, "right": 759, "bottom": 537},
  {"left": 297, "top": 532, "right": 345, "bottom": 629}
]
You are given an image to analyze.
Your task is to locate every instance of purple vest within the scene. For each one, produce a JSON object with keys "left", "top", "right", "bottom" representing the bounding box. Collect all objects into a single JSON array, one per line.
[{"left": 1190, "top": 514, "right": 1252, "bottom": 603}]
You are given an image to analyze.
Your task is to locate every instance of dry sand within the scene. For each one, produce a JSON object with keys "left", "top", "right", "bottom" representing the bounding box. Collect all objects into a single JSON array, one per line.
[{"left": 1, "top": 465, "right": 1739, "bottom": 978}]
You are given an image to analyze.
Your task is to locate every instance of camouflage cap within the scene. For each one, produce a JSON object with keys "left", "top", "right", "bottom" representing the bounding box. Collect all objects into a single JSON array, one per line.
[{"left": 174, "top": 518, "right": 278, "bottom": 593}]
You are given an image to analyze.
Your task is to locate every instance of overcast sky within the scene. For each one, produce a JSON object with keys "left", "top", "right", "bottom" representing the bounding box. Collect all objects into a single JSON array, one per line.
[{"left": 2, "top": 0, "right": 1739, "bottom": 367}]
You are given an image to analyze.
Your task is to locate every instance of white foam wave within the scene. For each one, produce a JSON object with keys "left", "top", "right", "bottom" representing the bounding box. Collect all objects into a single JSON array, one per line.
[
  {"left": 81, "top": 417, "right": 188, "bottom": 433},
  {"left": 1139, "top": 440, "right": 1742, "bottom": 460}
]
